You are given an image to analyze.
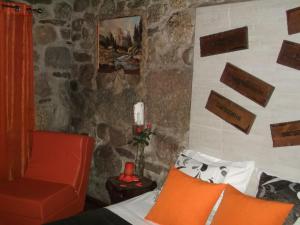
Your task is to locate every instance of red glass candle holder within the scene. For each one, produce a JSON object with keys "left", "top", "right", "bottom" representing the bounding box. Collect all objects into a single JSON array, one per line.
[{"left": 124, "top": 162, "right": 134, "bottom": 176}]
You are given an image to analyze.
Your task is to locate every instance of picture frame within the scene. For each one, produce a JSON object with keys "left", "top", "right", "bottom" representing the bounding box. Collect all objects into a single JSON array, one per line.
[{"left": 97, "top": 16, "right": 142, "bottom": 75}]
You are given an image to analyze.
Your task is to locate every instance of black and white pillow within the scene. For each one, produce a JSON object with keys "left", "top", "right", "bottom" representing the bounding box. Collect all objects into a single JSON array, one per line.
[
  {"left": 153, "top": 153, "right": 229, "bottom": 203},
  {"left": 256, "top": 172, "right": 300, "bottom": 225},
  {"left": 175, "top": 153, "right": 228, "bottom": 183}
]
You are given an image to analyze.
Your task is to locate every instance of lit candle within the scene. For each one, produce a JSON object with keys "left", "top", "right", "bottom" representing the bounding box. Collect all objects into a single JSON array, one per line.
[
  {"left": 124, "top": 162, "right": 134, "bottom": 176},
  {"left": 134, "top": 102, "right": 144, "bottom": 125}
]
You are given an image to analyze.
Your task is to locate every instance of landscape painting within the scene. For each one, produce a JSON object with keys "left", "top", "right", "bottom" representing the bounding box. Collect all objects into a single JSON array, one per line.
[{"left": 98, "top": 16, "right": 142, "bottom": 75}]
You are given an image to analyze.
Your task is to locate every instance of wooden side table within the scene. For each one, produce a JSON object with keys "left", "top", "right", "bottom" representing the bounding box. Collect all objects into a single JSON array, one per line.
[{"left": 106, "top": 176, "right": 157, "bottom": 204}]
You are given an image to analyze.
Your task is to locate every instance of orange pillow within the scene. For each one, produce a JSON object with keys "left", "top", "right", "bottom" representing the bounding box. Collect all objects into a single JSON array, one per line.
[
  {"left": 211, "top": 185, "right": 294, "bottom": 225},
  {"left": 145, "top": 168, "right": 226, "bottom": 225}
]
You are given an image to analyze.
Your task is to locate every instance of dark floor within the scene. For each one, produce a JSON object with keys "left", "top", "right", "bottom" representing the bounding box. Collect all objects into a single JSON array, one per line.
[{"left": 84, "top": 195, "right": 108, "bottom": 211}]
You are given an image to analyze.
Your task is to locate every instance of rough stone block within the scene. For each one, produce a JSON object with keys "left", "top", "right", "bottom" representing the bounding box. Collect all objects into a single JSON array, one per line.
[
  {"left": 109, "top": 127, "right": 127, "bottom": 147},
  {"left": 72, "top": 33, "right": 81, "bottom": 42},
  {"left": 35, "top": 73, "right": 52, "bottom": 98},
  {"left": 84, "top": 13, "right": 96, "bottom": 28},
  {"left": 94, "top": 145, "right": 122, "bottom": 175},
  {"left": 115, "top": 148, "right": 135, "bottom": 159},
  {"left": 60, "top": 28, "right": 71, "bottom": 40},
  {"left": 147, "top": 4, "right": 168, "bottom": 23},
  {"left": 72, "top": 18, "right": 85, "bottom": 31},
  {"left": 97, "top": 123, "right": 110, "bottom": 144},
  {"left": 73, "top": 52, "right": 92, "bottom": 62},
  {"left": 79, "top": 64, "right": 95, "bottom": 85},
  {"left": 54, "top": 2, "right": 72, "bottom": 20},
  {"left": 39, "top": 19, "right": 66, "bottom": 26},
  {"left": 128, "top": 0, "right": 149, "bottom": 8},
  {"left": 74, "top": 0, "right": 89, "bottom": 12},
  {"left": 52, "top": 72, "right": 71, "bottom": 79},
  {"left": 34, "top": 25, "right": 57, "bottom": 45},
  {"left": 45, "top": 47, "right": 71, "bottom": 69},
  {"left": 99, "top": 0, "right": 116, "bottom": 15}
]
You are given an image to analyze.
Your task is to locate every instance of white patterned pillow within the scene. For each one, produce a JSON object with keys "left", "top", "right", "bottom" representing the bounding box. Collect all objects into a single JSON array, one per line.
[
  {"left": 175, "top": 153, "right": 228, "bottom": 183},
  {"left": 182, "top": 149, "right": 255, "bottom": 192},
  {"left": 153, "top": 150, "right": 255, "bottom": 210},
  {"left": 175, "top": 150, "right": 255, "bottom": 225}
]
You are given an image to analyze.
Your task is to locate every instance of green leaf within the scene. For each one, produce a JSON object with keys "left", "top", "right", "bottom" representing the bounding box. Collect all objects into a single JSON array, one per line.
[{"left": 128, "top": 127, "right": 155, "bottom": 147}]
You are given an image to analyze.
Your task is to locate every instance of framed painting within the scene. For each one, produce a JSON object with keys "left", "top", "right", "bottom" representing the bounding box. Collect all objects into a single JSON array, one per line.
[{"left": 97, "top": 16, "right": 142, "bottom": 75}]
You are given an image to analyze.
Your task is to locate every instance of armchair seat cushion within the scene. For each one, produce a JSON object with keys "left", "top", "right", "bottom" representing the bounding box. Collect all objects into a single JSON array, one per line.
[{"left": 0, "top": 178, "right": 78, "bottom": 219}]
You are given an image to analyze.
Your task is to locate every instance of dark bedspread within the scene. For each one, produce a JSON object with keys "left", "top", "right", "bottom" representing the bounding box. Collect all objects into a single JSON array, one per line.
[{"left": 45, "top": 208, "right": 132, "bottom": 225}]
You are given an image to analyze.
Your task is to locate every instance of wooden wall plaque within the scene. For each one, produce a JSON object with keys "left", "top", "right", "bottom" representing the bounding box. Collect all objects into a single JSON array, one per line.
[
  {"left": 277, "top": 40, "right": 300, "bottom": 70},
  {"left": 287, "top": 7, "right": 300, "bottom": 35},
  {"left": 220, "top": 63, "right": 275, "bottom": 107},
  {"left": 205, "top": 90, "right": 256, "bottom": 134},
  {"left": 271, "top": 120, "right": 300, "bottom": 147},
  {"left": 200, "top": 27, "right": 248, "bottom": 57}
]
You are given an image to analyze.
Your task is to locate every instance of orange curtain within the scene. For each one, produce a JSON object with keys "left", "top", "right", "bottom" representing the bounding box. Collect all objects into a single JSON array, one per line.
[{"left": 0, "top": 2, "right": 34, "bottom": 181}]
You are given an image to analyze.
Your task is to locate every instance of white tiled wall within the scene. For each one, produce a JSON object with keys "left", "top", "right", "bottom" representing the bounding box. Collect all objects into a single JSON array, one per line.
[{"left": 190, "top": 0, "right": 300, "bottom": 195}]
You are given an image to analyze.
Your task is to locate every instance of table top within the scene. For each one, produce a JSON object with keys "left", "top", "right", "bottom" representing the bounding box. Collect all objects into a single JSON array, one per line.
[{"left": 107, "top": 176, "right": 157, "bottom": 191}]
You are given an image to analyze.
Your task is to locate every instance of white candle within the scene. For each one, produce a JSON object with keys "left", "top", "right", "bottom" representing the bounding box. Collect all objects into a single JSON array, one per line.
[{"left": 134, "top": 102, "right": 144, "bottom": 125}]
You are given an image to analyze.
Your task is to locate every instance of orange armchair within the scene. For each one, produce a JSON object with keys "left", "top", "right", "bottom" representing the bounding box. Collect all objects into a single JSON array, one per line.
[{"left": 0, "top": 131, "right": 94, "bottom": 225}]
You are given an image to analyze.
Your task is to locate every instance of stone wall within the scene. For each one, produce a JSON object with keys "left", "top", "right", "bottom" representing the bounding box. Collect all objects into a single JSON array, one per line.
[
  {"left": 69, "top": 0, "right": 250, "bottom": 203},
  {"left": 69, "top": 0, "right": 195, "bottom": 203},
  {"left": 21, "top": 0, "right": 75, "bottom": 131},
  {"left": 20, "top": 0, "right": 250, "bottom": 203}
]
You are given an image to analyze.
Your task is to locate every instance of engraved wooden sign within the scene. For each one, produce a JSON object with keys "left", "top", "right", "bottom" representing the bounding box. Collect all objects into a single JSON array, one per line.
[
  {"left": 205, "top": 90, "right": 256, "bottom": 134},
  {"left": 200, "top": 27, "right": 248, "bottom": 57},
  {"left": 220, "top": 63, "right": 275, "bottom": 107},
  {"left": 271, "top": 120, "right": 300, "bottom": 147},
  {"left": 287, "top": 6, "right": 300, "bottom": 35},
  {"left": 277, "top": 40, "right": 300, "bottom": 70}
]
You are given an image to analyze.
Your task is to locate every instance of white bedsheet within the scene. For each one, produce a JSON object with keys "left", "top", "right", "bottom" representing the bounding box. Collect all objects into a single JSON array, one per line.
[
  {"left": 106, "top": 190, "right": 215, "bottom": 225},
  {"left": 106, "top": 191, "right": 157, "bottom": 225}
]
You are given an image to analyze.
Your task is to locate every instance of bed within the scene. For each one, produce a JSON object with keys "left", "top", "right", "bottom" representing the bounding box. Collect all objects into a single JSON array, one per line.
[
  {"left": 108, "top": 190, "right": 217, "bottom": 225},
  {"left": 106, "top": 191, "right": 157, "bottom": 225},
  {"left": 46, "top": 190, "right": 215, "bottom": 225},
  {"left": 46, "top": 191, "right": 157, "bottom": 225},
  {"left": 47, "top": 149, "right": 300, "bottom": 225}
]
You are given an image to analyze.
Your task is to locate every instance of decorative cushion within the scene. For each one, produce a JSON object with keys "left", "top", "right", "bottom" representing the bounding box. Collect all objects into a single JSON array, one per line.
[
  {"left": 175, "top": 153, "right": 228, "bottom": 183},
  {"left": 256, "top": 172, "right": 300, "bottom": 225},
  {"left": 211, "top": 185, "right": 294, "bottom": 225},
  {"left": 25, "top": 131, "right": 86, "bottom": 189},
  {"left": 180, "top": 149, "right": 255, "bottom": 192},
  {"left": 145, "top": 168, "right": 226, "bottom": 225}
]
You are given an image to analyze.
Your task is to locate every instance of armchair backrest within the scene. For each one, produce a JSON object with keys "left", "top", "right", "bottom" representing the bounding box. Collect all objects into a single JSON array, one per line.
[{"left": 24, "top": 131, "right": 94, "bottom": 195}]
